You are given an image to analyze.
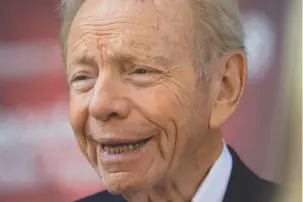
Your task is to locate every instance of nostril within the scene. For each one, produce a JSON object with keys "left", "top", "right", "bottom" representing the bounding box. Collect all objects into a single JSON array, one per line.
[{"left": 108, "top": 112, "right": 119, "bottom": 118}]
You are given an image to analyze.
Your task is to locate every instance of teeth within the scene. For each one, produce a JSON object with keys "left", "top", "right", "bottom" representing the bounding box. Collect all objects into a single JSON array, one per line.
[
  {"left": 103, "top": 141, "right": 147, "bottom": 154},
  {"left": 123, "top": 146, "right": 128, "bottom": 151}
]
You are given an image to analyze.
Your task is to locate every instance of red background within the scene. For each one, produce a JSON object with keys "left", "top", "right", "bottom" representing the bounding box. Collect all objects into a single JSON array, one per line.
[{"left": 0, "top": 0, "right": 289, "bottom": 201}]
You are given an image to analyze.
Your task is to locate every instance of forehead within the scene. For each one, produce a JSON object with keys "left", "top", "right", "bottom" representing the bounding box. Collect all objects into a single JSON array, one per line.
[
  {"left": 67, "top": 0, "right": 194, "bottom": 61},
  {"left": 72, "top": 0, "right": 192, "bottom": 27}
]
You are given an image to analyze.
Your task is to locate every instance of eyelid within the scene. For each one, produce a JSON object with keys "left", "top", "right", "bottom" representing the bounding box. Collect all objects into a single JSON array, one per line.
[
  {"left": 131, "top": 65, "right": 159, "bottom": 73},
  {"left": 133, "top": 65, "right": 150, "bottom": 71},
  {"left": 73, "top": 74, "right": 90, "bottom": 81},
  {"left": 68, "top": 71, "right": 92, "bottom": 83}
]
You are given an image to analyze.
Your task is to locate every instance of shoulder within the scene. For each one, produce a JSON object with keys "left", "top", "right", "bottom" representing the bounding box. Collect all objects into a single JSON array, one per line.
[
  {"left": 224, "top": 145, "right": 278, "bottom": 202},
  {"left": 74, "top": 190, "right": 126, "bottom": 202}
]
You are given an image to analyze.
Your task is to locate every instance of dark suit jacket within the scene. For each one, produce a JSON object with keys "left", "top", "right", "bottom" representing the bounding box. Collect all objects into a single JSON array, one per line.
[{"left": 75, "top": 146, "right": 277, "bottom": 202}]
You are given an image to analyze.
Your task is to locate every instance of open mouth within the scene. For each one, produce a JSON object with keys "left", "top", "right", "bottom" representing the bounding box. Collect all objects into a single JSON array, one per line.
[{"left": 102, "top": 137, "right": 152, "bottom": 155}]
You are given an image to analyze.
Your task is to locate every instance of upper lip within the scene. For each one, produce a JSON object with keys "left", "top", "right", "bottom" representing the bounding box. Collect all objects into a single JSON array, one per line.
[{"left": 92, "top": 136, "right": 153, "bottom": 145}]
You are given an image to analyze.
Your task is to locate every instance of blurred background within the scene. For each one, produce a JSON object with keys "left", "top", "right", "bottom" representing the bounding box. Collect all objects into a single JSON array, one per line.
[{"left": 0, "top": 0, "right": 301, "bottom": 201}]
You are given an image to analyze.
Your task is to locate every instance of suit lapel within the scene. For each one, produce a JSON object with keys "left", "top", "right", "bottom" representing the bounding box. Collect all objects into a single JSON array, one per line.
[{"left": 223, "top": 145, "right": 266, "bottom": 202}]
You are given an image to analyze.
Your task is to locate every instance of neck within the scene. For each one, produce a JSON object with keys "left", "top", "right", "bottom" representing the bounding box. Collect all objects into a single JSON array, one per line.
[{"left": 124, "top": 129, "right": 223, "bottom": 202}]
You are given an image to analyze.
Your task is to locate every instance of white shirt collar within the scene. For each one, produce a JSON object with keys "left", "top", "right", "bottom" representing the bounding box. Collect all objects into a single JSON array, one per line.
[{"left": 192, "top": 141, "right": 232, "bottom": 202}]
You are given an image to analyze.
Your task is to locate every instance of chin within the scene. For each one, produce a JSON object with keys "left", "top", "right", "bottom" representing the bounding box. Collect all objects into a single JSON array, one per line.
[
  {"left": 102, "top": 172, "right": 151, "bottom": 195},
  {"left": 104, "top": 183, "right": 130, "bottom": 195}
]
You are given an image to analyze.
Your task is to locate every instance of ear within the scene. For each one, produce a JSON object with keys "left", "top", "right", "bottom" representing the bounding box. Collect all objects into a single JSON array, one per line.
[{"left": 209, "top": 50, "right": 247, "bottom": 129}]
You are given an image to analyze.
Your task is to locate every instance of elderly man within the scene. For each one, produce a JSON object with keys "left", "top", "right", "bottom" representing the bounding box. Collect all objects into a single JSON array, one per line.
[{"left": 59, "top": 0, "right": 276, "bottom": 201}]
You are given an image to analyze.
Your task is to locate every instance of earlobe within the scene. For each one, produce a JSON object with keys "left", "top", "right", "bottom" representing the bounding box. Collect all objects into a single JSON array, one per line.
[{"left": 209, "top": 50, "right": 247, "bottom": 129}]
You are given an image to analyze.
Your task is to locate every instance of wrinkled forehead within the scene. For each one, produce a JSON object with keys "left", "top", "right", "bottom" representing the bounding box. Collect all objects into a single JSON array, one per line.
[
  {"left": 78, "top": 0, "right": 168, "bottom": 18},
  {"left": 68, "top": 0, "right": 194, "bottom": 46},
  {"left": 75, "top": 0, "right": 160, "bottom": 25},
  {"left": 73, "top": 0, "right": 192, "bottom": 22}
]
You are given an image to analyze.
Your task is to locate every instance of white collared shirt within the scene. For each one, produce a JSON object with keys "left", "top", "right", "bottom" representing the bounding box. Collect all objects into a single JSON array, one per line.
[{"left": 192, "top": 141, "right": 233, "bottom": 202}]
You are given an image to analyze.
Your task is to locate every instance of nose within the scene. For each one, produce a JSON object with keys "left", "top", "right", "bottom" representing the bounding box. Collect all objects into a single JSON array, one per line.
[{"left": 88, "top": 74, "right": 131, "bottom": 121}]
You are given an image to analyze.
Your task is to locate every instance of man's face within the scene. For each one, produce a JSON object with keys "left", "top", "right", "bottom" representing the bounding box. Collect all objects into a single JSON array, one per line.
[{"left": 67, "top": 0, "right": 215, "bottom": 194}]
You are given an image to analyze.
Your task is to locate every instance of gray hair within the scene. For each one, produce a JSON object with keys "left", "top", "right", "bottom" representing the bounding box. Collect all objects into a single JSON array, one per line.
[{"left": 59, "top": 0, "right": 245, "bottom": 79}]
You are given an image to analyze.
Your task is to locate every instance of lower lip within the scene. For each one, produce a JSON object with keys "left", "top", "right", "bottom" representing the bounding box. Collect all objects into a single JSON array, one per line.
[{"left": 98, "top": 137, "right": 153, "bottom": 160}]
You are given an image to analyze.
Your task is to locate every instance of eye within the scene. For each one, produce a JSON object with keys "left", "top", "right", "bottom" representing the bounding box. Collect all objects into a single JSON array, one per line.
[
  {"left": 73, "top": 74, "right": 90, "bottom": 81},
  {"left": 133, "top": 68, "right": 149, "bottom": 74},
  {"left": 69, "top": 73, "right": 96, "bottom": 92},
  {"left": 130, "top": 65, "right": 154, "bottom": 75},
  {"left": 125, "top": 65, "right": 161, "bottom": 85}
]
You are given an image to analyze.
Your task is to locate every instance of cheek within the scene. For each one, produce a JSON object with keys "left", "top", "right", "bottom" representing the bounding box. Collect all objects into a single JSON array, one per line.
[
  {"left": 69, "top": 92, "right": 91, "bottom": 158},
  {"left": 144, "top": 82, "right": 207, "bottom": 165},
  {"left": 130, "top": 84, "right": 195, "bottom": 160},
  {"left": 69, "top": 93, "right": 90, "bottom": 133}
]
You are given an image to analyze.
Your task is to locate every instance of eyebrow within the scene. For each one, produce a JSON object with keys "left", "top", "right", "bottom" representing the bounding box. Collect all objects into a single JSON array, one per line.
[
  {"left": 68, "top": 46, "right": 171, "bottom": 74},
  {"left": 76, "top": 54, "right": 99, "bottom": 67},
  {"left": 151, "top": 55, "right": 171, "bottom": 66},
  {"left": 66, "top": 53, "right": 98, "bottom": 80},
  {"left": 115, "top": 50, "right": 171, "bottom": 67},
  {"left": 68, "top": 53, "right": 98, "bottom": 70}
]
